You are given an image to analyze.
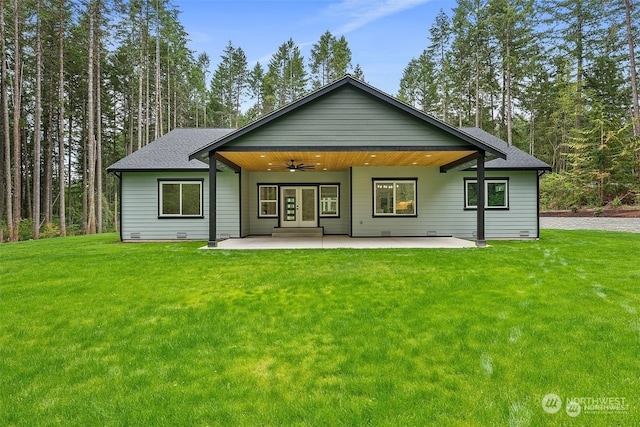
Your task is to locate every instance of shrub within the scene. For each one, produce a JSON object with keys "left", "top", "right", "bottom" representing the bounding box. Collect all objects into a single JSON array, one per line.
[
  {"left": 40, "top": 222, "right": 61, "bottom": 239},
  {"left": 611, "top": 196, "right": 622, "bottom": 208},
  {"left": 18, "top": 219, "right": 34, "bottom": 241},
  {"left": 540, "top": 173, "right": 583, "bottom": 210}
]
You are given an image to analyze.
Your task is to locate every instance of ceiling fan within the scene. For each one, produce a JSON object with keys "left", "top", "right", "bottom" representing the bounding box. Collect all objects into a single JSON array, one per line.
[{"left": 285, "top": 159, "right": 315, "bottom": 172}]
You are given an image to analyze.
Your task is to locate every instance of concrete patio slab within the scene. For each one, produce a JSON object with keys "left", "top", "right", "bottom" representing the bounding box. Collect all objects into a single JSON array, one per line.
[{"left": 202, "top": 235, "right": 477, "bottom": 250}]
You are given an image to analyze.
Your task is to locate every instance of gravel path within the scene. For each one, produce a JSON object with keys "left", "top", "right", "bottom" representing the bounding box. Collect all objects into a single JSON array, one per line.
[{"left": 540, "top": 217, "right": 640, "bottom": 233}]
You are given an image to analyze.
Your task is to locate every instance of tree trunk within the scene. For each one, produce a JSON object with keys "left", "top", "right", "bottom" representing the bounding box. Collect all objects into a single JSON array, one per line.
[
  {"left": 623, "top": 0, "right": 640, "bottom": 180},
  {"left": 58, "top": 0, "right": 66, "bottom": 237},
  {"left": 67, "top": 115, "right": 73, "bottom": 228},
  {"left": 45, "top": 102, "right": 54, "bottom": 224},
  {"left": 86, "top": 1, "right": 97, "bottom": 234},
  {"left": 137, "top": 1, "right": 144, "bottom": 150},
  {"left": 145, "top": 0, "right": 150, "bottom": 145},
  {"left": 1, "top": 0, "right": 13, "bottom": 242},
  {"left": 96, "top": 35, "right": 103, "bottom": 234},
  {"left": 11, "top": 0, "right": 22, "bottom": 242},
  {"left": 33, "top": 0, "right": 42, "bottom": 239},
  {"left": 155, "top": 0, "right": 163, "bottom": 138},
  {"left": 166, "top": 54, "right": 171, "bottom": 133},
  {"left": 505, "top": 30, "right": 513, "bottom": 145}
]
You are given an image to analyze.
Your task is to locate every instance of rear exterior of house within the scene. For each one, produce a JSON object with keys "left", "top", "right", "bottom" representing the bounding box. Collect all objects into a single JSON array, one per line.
[{"left": 108, "top": 77, "right": 550, "bottom": 243}]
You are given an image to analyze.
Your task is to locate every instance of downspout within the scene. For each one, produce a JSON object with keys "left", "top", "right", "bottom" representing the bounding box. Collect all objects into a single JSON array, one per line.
[
  {"left": 476, "top": 150, "right": 486, "bottom": 247},
  {"left": 208, "top": 151, "right": 217, "bottom": 247},
  {"left": 537, "top": 170, "right": 547, "bottom": 239},
  {"left": 112, "top": 171, "right": 123, "bottom": 242}
]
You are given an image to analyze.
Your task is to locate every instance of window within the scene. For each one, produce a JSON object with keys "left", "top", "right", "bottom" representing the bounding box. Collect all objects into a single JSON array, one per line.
[
  {"left": 258, "top": 185, "right": 278, "bottom": 217},
  {"left": 320, "top": 185, "right": 339, "bottom": 217},
  {"left": 159, "top": 180, "right": 203, "bottom": 217},
  {"left": 373, "top": 179, "right": 417, "bottom": 216},
  {"left": 465, "top": 178, "right": 509, "bottom": 209}
]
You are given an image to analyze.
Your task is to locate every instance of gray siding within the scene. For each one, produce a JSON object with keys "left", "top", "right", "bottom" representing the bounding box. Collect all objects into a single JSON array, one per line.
[
  {"left": 427, "top": 170, "right": 540, "bottom": 239},
  {"left": 240, "top": 170, "right": 250, "bottom": 237},
  {"left": 120, "top": 171, "right": 239, "bottom": 241},
  {"left": 222, "top": 87, "right": 467, "bottom": 149},
  {"left": 351, "top": 167, "right": 539, "bottom": 239},
  {"left": 351, "top": 167, "right": 430, "bottom": 237},
  {"left": 246, "top": 171, "right": 350, "bottom": 235},
  {"left": 216, "top": 171, "right": 241, "bottom": 238}
]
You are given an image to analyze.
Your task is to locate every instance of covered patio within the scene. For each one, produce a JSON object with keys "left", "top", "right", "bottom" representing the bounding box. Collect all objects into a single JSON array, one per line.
[
  {"left": 188, "top": 77, "right": 506, "bottom": 248},
  {"left": 203, "top": 235, "right": 477, "bottom": 250}
]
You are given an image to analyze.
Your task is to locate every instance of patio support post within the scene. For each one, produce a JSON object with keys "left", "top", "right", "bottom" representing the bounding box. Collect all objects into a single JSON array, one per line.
[
  {"left": 476, "top": 149, "right": 486, "bottom": 247},
  {"left": 208, "top": 151, "right": 217, "bottom": 247}
]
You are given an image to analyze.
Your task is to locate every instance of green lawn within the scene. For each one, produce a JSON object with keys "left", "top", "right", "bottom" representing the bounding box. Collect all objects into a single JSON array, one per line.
[{"left": 0, "top": 231, "right": 638, "bottom": 426}]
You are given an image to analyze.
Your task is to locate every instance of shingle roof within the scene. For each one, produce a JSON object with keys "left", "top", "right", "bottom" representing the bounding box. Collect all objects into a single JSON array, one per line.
[
  {"left": 106, "top": 123, "right": 549, "bottom": 173},
  {"left": 461, "top": 127, "right": 551, "bottom": 170},
  {"left": 106, "top": 128, "right": 234, "bottom": 172}
]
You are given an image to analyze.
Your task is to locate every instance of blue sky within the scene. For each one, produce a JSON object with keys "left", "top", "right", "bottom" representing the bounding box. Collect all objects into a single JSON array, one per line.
[{"left": 174, "top": 0, "right": 456, "bottom": 96}]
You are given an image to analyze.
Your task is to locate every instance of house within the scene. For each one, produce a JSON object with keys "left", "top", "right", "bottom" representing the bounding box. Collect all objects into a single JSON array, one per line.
[{"left": 107, "top": 76, "right": 551, "bottom": 247}]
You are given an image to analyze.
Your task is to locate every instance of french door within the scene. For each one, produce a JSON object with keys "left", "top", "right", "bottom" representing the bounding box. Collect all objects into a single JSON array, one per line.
[{"left": 280, "top": 186, "right": 317, "bottom": 227}]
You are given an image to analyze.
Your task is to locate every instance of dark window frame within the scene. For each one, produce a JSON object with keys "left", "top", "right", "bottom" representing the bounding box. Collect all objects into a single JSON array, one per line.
[
  {"left": 319, "top": 184, "right": 340, "bottom": 218},
  {"left": 157, "top": 179, "right": 204, "bottom": 219},
  {"left": 464, "top": 177, "right": 510, "bottom": 210},
  {"left": 372, "top": 178, "right": 418, "bottom": 218},
  {"left": 257, "top": 184, "right": 279, "bottom": 218}
]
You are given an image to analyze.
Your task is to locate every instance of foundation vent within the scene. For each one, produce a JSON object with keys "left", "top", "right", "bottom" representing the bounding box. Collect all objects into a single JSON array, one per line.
[
  {"left": 130, "top": 232, "right": 141, "bottom": 239},
  {"left": 519, "top": 230, "right": 530, "bottom": 238},
  {"left": 381, "top": 231, "right": 391, "bottom": 237},
  {"left": 177, "top": 232, "right": 188, "bottom": 239},
  {"left": 427, "top": 230, "right": 438, "bottom": 237}
]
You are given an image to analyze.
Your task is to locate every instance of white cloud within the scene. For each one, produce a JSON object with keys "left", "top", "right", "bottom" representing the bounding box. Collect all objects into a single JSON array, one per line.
[{"left": 326, "top": 0, "right": 434, "bottom": 34}]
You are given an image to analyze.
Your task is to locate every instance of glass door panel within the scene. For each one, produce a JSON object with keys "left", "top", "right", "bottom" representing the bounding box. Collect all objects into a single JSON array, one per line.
[
  {"left": 280, "top": 186, "right": 317, "bottom": 227},
  {"left": 282, "top": 187, "right": 297, "bottom": 224}
]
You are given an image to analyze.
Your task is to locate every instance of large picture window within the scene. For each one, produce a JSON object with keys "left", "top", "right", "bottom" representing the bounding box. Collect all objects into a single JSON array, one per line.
[
  {"left": 159, "top": 180, "right": 203, "bottom": 217},
  {"left": 373, "top": 179, "right": 417, "bottom": 216},
  {"left": 465, "top": 178, "right": 509, "bottom": 209},
  {"left": 320, "top": 185, "right": 339, "bottom": 217},
  {"left": 258, "top": 185, "right": 278, "bottom": 217}
]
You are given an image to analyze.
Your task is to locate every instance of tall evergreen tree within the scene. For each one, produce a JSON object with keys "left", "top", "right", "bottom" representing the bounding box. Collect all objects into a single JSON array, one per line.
[
  {"left": 310, "top": 31, "right": 352, "bottom": 88},
  {"left": 210, "top": 41, "right": 248, "bottom": 127},
  {"left": 488, "top": 0, "right": 536, "bottom": 144},
  {"left": 265, "top": 38, "right": 308, "bottom": 110},
  {"left": 398, "top": 51, "right": 438, "bottom": 115},
  {"left": 427, "top": 10, "right": 452, "bottom": 122}
]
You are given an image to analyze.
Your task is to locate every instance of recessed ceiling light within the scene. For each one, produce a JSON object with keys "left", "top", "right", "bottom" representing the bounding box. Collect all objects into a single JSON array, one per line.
[
  {"left": 425, "top": 154, "right": 432, "bottom": 158},
  {"left": 268, "top": 162, "right": 273, "bottom": 165},
  {"left": 364, "top": 162, "right": 369, "bottom": 165},
  {"left": 323, "top": 168, "right": 327, "bottom": 171},
  {"left": 370, "top": 154, "right": 377, "bottom": 158},
  {"left": 412, "top": 162, "right": 418, "bottom": 165},
  {"left": 260, "top": 155, "right": 266, "bottom": 158},
  {"left": 315, "top": 155, "right": 321, "bottom": 158}
]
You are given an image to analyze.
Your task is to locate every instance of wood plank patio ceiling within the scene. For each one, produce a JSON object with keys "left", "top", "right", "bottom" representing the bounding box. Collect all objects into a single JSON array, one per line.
[{"left": 218, "top": 150, "right": 477, "bottom": 172}]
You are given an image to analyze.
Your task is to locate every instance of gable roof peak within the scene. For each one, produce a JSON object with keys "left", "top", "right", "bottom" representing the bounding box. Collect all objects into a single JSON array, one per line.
[{"left": 189, "top": 76, "right": 506, "bottom": 160}]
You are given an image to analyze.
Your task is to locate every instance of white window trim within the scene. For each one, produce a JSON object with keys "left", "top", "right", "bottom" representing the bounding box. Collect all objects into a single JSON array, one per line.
[
  {"left": 258, "top": 184, "right": 279, "bottom": 218},
  {"left": 464, "top": 178, "right": 509, "bottom": 209},
  {"left": 373, "top": 179, "right": 417, "bottom": 217},
  {"left": 319, "top": 184, "right": 340, "bottom": 217},
  {"left": 158, "top": 180, "right": 203, "bottom": 218}
]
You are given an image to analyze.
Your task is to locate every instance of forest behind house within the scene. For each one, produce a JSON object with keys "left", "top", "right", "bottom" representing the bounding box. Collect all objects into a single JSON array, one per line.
[{"left": 0, "top": 0, "right": 638, "bottom": 242}]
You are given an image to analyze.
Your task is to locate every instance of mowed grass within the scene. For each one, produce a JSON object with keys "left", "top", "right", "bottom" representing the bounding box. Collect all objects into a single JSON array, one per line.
[{"left": 0, "top": 231, "right": 638, "bottom": 426}]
